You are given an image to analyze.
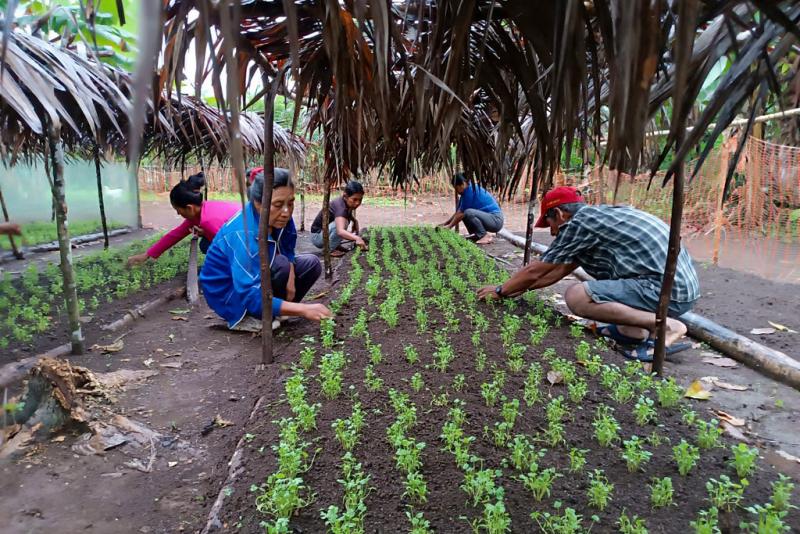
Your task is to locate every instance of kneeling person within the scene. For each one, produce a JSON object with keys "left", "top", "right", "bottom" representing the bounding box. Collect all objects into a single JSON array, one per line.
[
  {"left": 310, "top": 181, "right": 368, "bottom": 256},
  {"left": 477, "top": 186, "right": 699, "bottom": 362},
  {"left": 439, "top": 173, "right": 504, "bottom": 244},
  {"left": 200, "top": 168, "right": 331, "bottom": 328}
]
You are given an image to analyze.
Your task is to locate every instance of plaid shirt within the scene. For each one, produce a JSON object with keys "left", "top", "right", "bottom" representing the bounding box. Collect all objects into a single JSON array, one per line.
[{"left": 541, "top": 205, "right": 700, "bottom": 303}]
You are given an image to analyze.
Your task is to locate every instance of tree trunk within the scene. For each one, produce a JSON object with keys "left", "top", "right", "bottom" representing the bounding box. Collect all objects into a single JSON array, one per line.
[
  {"left": 93, "top": 145, "right": 110, "bottom": 249},
  {"left": 48, "top": 123, "right": 84, "bottom": 355},
  {"left": 321, "top": 170, "right": 333, "bottom": 279},
  {"left": 258, "top": 78, "right": 276, "bottom": 365},
  {"left": 0, "top": 185, "right": 22, "bottom": 259}
]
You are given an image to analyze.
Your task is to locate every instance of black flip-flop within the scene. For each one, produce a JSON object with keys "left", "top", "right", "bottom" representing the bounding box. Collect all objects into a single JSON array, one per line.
[{"left": 597, "top": 324, "right": 647, "bottom": 346}]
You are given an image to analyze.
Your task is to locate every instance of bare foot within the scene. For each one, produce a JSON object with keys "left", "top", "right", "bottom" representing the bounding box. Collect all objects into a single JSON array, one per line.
[
  {"left": 475, "top": 235, "right": 494, "bottom": 245},
  {"left": 664, "top": 317, "right": 688, "bottom": 346}
]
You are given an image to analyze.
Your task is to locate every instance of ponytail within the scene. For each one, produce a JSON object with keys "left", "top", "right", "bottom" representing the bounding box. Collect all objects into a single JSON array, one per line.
[{"left": 170, "top": 172, "right": 205, "bottom": 207}]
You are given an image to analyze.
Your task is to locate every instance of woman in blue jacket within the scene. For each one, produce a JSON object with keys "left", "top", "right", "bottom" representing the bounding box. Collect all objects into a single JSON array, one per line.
[
  {"left": 438, "top": 173, "right": 504, "bottom": 244},
  {"left": 199, "top": 168, "right": 331, "bottom": 329}
]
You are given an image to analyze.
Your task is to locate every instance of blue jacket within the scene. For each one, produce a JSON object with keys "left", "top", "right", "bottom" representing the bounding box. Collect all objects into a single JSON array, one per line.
[
  {"left": 457, "top": 184, "right": 502, "bottom": 214},
  {"left": 199, "top": 201, "right": 297, "bottom": 327}
]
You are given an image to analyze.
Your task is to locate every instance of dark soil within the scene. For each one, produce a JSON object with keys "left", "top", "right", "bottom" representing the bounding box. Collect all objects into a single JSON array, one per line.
[
  {"left": 1, "top": 276, "right": 186, "bottom": 364},
  {"left": 218, "top": 229, "right": 800, "bottom": 533}
]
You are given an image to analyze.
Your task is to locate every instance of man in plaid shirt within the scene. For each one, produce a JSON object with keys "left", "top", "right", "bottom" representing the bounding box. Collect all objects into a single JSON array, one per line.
[{"left": 478, "top": 186, "right": 699, "bottom": 361}]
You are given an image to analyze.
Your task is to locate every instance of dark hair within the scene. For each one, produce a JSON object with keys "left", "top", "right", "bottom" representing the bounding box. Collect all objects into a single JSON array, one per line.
[
  {"left": 249, "top": 167, "right": 293, "bottom": 201},
  {"left": 451, "top": 173, "right": 468, "bottom": 187},
  {"left": 170, "top": 172, "right": 205, "bottom": 207},
  {"left": 545, "top": 202, "right": 584, "bottom": 220},
  {"left": 343, "top": 181, "right": 364, "bottom": 197}
]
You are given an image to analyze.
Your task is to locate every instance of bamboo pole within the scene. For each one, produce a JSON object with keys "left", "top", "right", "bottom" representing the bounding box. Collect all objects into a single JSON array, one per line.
[
  {"left": 0, "top": 184, "right": 22, "bottom": 259},
  {"left": 258, "top": 76, "right": 276, "bottom": 365},
  {"left": 47, "top": 122, "right": 84, "bottom": 355},
  {"left": 93, "top": 145, "right": 110, "bottom": 249},
  {"left": 299, "top": 168, "right": 306, "bottom": 232}
]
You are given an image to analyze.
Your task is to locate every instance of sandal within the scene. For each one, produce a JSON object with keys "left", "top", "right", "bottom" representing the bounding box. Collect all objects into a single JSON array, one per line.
[
  {"left": 330, "top": 249, "right": 346, "bottom": 257},
  {"left": 619, "top": 340, "right": 693, "bottom": 363},
  {"left": 597, "top": 324, "right": 647, "bottom": 346}
]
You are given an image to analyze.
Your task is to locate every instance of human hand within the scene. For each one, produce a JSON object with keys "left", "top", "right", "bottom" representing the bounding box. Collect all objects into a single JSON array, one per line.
[
  {"left": 355, "top": 237, "right": 368, "bottom": 251},
  {"left": 300, "top": 303, "right": 333, "bottom": 321},
  {"left": 191, "top": 225, "right": 205, "bottom": 238},
  {"left": 127, "top": 253, "right": 150, "bottom": 267},
  {"left": 477, "top": 285, "right": 500, "bottom": 301}
]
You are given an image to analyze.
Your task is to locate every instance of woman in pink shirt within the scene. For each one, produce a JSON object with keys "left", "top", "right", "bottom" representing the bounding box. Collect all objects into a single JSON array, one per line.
[{"left": 127, "top": 173, "right": 241, "bottom": 266}]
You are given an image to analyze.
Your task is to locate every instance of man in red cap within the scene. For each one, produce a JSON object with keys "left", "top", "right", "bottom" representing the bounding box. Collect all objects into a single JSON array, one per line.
[{"left": 477, "top": 186, "right": 699, "bottom": 362}]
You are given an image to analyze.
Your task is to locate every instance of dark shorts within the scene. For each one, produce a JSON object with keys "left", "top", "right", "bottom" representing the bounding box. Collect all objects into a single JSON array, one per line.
[{"left": 583, "top": 279, "right": 696, "bottom": 318}]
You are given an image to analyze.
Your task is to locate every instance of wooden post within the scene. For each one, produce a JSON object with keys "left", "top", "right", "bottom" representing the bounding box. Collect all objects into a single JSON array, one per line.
[
  {"left": 523, "top": 157, "right": 541, "bottom": 266},
  {"left": 299, "top": 168, "right": 306, "bottom": 231},
  {"left": 0, "top": 185, "right": 22, "bottom": 259},
  {"left": 711, "top": 136, "right": 731, "bottom": 265},
  {"left": 93, "top": 145, "right": 110, "bottom": 249},
  {"left": 258, "top": 77, "right": 276, "bottom": 365},
  {"left": 47, "top": 122, "right": 84, "bottom": 355},
  {"left": 652, "top": 0, "right": 697, "bottom": 375},
  {"left": 321, "top": 169, "right": 333, "bottom": 279}
]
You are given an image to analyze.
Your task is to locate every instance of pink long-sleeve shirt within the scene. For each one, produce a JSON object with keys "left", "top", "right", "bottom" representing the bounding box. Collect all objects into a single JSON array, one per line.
[{"left": 146, "top": 200, "right": 241, "bottom": 259}]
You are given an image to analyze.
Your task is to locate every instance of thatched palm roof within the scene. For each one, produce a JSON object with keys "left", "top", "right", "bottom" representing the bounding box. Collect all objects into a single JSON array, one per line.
[
  {"left": 0, "top": 28, "right": 305, "bottom": 167},
  {"left": 0, "top": 29, "right": 130, "bottom": 164},
  {"left": 154, "top": 0, "right": 800, "bottom": 197}
]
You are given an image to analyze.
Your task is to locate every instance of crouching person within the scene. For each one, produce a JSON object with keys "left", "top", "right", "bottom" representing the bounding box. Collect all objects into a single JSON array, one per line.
[{"left": 200, "top": 168, "right": 331, "bottom": 329}]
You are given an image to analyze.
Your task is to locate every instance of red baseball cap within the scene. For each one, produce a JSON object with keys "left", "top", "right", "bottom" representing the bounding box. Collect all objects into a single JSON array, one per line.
[{"left": 534, "top": 186, "right": 583, "bottom": 228}]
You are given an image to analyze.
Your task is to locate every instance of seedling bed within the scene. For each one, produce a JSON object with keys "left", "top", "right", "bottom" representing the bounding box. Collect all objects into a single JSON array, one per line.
[
  {"left": 0, "top": 238, "right": 191, "bottom": 358},
  {"left": 223, "top": 227, "right": 798, "bottom": 533}
]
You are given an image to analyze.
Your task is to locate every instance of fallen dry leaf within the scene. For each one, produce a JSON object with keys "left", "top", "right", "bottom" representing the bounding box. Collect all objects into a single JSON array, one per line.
[
  {"left": 713, "top": 380, "right": 749, "bottom": 391},
  {"left": 169, "top": 309, "right": 190, "bottom": 315},
  {"left": 168, "top": 461, "right": 178, "bottom": 467},
  {"left": 715, "top": 410, "right": 746, "bottom": 427},
  {"left": 91, "top": 339, "right": 124, "bottom": 353},
  {"left": 546, "top": 371, "right": 564, "bottom": 385},
  {"left": 702, "top": 356, "right": 739, "bottom": 368},
  {"left": 768, "top": 321, "right": 798, "bottom": 333},
  {"left": 213, "top": 415, "right": 234, "bottom": 428},
  {"left": 172, "top": 316, "right": 189, "bottom": 322},
  {"left": 142, "top": 358, "right": 155, "bottom": 368},
  {"left": 685, "top": 380, "right": 712, "bottom": 400},
  {"left": 160, "top": 362, "right": 183, "bottom": 369},
  {"left": 776, "top": 450, "right": 800, "bottom": 464},
  {"left": 721, "top": 421, "right": 750, "bottom": 443},
  {"left": 51, "top": 435, "right": 66, "bottom": 443},
  {"left": 750, "top": 327, "right": 776, "bottom": 335}
]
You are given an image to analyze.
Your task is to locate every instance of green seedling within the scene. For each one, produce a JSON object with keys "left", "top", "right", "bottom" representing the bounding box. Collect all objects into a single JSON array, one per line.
[
  {"left": 407, "top": 510, "right": 433, "bottom": 534},
  {"left": 633, "top": 396, "right": 657, "bottom": 426},
  {"left": 452, "top": 374, "right": 466, "bottom": 392},
  {"left": 740, "top": 504, "right": 792, "bottom": 533},
  {"left": 531, "top": 504, "right": 584, "bottom": 534},
  {"left": 656, "top": 377, "right": 683, "bottom": 409},
  {"left": 410, "top": 372, "right": 424, "bottom": 393},
  {"left": 587, "top": 469, "right": 613, "bottom": 511},
  {"left": 690, "top": 507, "right": 720, "bottom": 534},
  {"left": 650, "top": 477, "right": 674, "bottom": 508},
  {"left": 730, "top": 443, "right": 759, "bottom": 479},
  {"left": 696, "top": 419, "right": 723, "bottom": 449},
  {"left": 622, "top": 436, "right": 652, "bottom": 472},
  {"left": 404, "top": 345, "right": 419, "bottom": 364},
  {"left": 568, "top": 448, "right": 588, "bottom": 473},
  {"left": 593, "top": 405, "right": 621, "bottom": 447},
  {"left": 403, "top": 471, "right": 428, "bottom": 504},
  {"left": 769, "top": 474, "right": 796, "bottom": 512},
  {"left": 568, "top": 377, "right": 588, "bottom": 403},
  {"left": 519, "top": 466, "right": 561, "bottom": 501},
  {"left": 618, "top": 510, "right": 648, "bottom": 534},
  {"left": 706, "top": 475, "right": 748, "bottom": 512},
  {"left": 673, "top": 439, "right": 701, "bottom": 476}
]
